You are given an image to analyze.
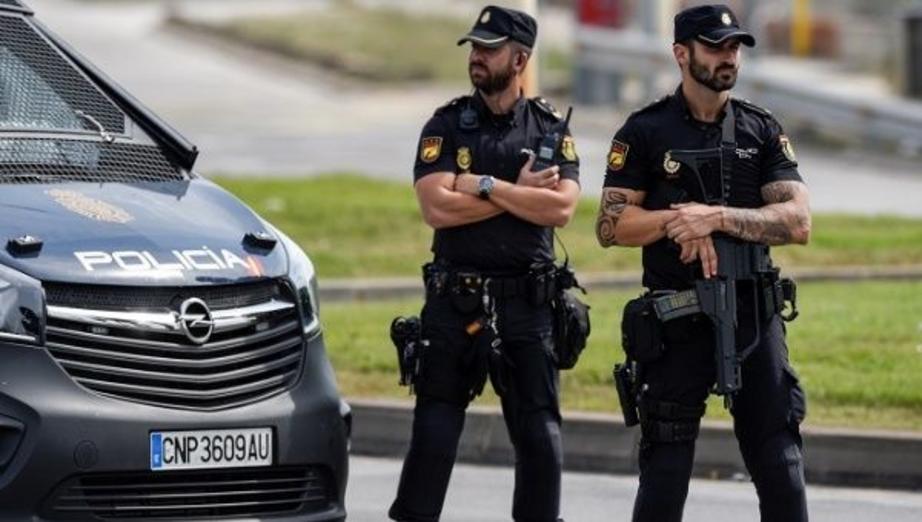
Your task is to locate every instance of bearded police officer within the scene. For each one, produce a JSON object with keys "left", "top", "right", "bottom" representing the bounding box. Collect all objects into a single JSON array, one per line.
[
  {"left": 598, "top": 5, "right": 811, "bottom": 522},
  {"left": 388, "top": 5, "right": 580, "bottom": 522}
]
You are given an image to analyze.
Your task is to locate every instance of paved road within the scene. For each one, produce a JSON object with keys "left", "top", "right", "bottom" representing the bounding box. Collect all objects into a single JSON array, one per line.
[
  {"left": 28, "top": 0, "right": 922, "bottom": 217},
  {"left": 347, "top": 455, "right": 922, "bottom": 522}
]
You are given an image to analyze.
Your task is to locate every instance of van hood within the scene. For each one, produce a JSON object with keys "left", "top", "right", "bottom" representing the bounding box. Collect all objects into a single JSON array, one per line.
[{"left": 0, "top": 179, "right": 288, "bottom": 286}]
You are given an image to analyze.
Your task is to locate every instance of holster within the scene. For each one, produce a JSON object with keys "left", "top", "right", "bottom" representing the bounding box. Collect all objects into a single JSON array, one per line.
[
  {"left": 550, "top": 264, "right": 591, "bottom": 370},
  {"left": 389, "top": 316, "right": 427, "bottom": 391},
  {"left": 613, "top": 362, "right": 640, "bottom": 426},
  {"left": 759, "top": 268, "right": 800, "bottom": 322},
  {"left": 621, "top": 295, "right": 666, "bottom": 364},
  {"left": 552, "top": 290, "right": 591, "bottom": 370}
]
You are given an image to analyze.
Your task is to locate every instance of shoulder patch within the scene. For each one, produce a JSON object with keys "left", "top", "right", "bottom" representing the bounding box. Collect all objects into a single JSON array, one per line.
[
  {"left": 732, "top": 97, "right": 772, "bottom": 118},
  {"left": 779, "top": 134, "right": 797, "bottom": 162},
  {"left": 631, "top": 95, "right": 671, "bottom": 117},
  {"left": 434, "top": 95, "right": 470, "bottom": 116},
  {"left": 530, "top": 96, "right": 563, "bottom": 120},
  {"left": 607, "top": 140, "right": 629, "bottom": 171},
  {"left": 561, "top": 135, "right": 578, "bottom": 162},
  {"left": 419, "top": 137, "right": 443, "bottom": 164}
]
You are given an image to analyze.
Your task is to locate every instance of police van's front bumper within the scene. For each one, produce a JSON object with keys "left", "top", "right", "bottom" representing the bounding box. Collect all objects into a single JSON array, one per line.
[{"left": 0, "top": 331, "right": 348, "bottom": 522}]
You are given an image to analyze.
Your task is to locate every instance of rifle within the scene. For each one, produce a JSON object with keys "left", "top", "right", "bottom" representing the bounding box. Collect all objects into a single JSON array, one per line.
[{"left": 659, "top": 103, "right": 781, "bottom": 408}]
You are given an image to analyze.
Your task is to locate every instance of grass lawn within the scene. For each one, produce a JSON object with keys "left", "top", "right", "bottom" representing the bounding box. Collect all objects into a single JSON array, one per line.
[
  {"left": 320, "top": 280, "right": 922, "bottom": 431},
  {"left": 215, "top": 175, "right": 922, "bottom": 278},
  {"left": 177, "top": 3, "right": 571, "bottom": 85},
  {"left": 186, "top": 5, "right": 471, "bottom": 83}
]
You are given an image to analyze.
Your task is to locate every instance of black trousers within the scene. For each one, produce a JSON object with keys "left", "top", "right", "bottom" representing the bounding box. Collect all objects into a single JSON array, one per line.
[
  {"left": 632, "top": 314, "right": 808, "bottom": 522},
  {"left": 389, "top": 292, "right": 563, "bottom": 522}
]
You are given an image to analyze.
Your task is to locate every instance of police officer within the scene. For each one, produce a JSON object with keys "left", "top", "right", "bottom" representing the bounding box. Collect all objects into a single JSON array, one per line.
[
  {"left": 388, "top": 5, "right": 580, "bottom": 522},
  {"left": 597, "top": 5, "right": 811, "bottom": 522}
]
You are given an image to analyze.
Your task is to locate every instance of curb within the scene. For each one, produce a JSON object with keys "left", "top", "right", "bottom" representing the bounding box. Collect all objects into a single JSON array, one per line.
[
  {"left": 348, "top": 399, "right": 922, "bottom": 491},
  {"left": 319, "top": 265, "right": 922, "bottom": 302}
]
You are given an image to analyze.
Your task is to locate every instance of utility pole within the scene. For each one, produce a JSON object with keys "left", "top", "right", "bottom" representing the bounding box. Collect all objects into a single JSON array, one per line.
[
  {"left": 513, "top": 0, "right": 539, "bottom": 96},
  {"left": 791, "top": 0, "right": 812, "bottom": 57}
]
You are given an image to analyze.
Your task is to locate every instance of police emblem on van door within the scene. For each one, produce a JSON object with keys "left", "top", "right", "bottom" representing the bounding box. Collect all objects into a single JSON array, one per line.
[
  {"left": 663, "top": 151, "right": 681, "bottom": 178},
  {"left": 457, "top": 146, "right": 472, "bottom": 171}
]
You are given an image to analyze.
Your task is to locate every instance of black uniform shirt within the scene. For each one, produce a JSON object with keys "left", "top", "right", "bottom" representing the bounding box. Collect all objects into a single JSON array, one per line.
[
  {"left": 414, "top": 92, "right": 579, "bottom": 272},
  {"left": 604, "top": 85, "right": 803, "bottom": 290}
]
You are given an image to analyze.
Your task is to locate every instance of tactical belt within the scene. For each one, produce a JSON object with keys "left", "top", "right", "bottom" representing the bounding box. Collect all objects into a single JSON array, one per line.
[
  {"left": 423, "top": 262, "right": 558, "bottom": 303},
  {"left": 486, "top": 274, "right": 543, "bottom": 299}
]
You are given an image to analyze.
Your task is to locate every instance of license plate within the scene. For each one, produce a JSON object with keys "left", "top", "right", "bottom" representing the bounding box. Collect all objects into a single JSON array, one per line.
[{"left": 150, "top": 428, "right": 273, "bottom": 471}]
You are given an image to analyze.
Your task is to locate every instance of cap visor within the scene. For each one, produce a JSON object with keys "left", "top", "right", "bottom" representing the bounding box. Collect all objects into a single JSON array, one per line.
[
  {"left": 697, "top": 29, "right": 756, "bottom": 47},
  {"left": 457, "top": 29, "right": 509, "bottom": 48}
]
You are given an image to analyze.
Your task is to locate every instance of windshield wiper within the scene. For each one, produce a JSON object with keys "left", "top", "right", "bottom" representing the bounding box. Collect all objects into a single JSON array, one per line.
[{"left": 74, "top": 110, "right": 114, "bottom": 143}]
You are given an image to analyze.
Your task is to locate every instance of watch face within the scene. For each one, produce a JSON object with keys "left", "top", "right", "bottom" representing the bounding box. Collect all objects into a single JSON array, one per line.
[{"left": 478, "top": 176, "right": 494, "bottom": 198}]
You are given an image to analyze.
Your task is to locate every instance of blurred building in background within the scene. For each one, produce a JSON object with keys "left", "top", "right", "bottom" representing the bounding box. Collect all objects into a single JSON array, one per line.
[{"left": 571, "top": 0, "right": 922, "bottom": 154}]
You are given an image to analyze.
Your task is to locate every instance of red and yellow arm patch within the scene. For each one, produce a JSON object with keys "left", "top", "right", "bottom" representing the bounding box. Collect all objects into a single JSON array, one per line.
[
  {"left": 419, "top": 137, "right": 443, "bottom": 164},
  {"left": 607, "top": 140, "right": 629, "bottom": 171}
]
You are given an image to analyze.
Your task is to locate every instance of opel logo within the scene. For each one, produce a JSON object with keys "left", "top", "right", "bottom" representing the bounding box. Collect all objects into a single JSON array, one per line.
[{"left": 178, "top": 298, "right": 214, "bottom": 345}]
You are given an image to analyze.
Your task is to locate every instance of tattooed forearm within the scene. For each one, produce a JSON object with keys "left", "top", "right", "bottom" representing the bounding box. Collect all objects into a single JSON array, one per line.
[
  {"left": 596, "top": 189, "right": 638, "bottom": 247},
  {"left": 721, "top": 181, "right": 811, "bottom": 246},
  {"left": 723, "top": 208, "right": 793, "bottom": 244}
]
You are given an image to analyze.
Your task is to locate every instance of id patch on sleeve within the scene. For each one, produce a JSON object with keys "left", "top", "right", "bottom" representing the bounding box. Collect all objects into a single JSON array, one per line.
[
  {"left": 561, "top": 136, "right": 578, "bottom": 162},
  {"left": 779, "top": 135, "right": 796, "bottom": 162},
  {"left": 420, "top": 137, "right": 443, "bottom": 164},
  {"left": 607, "top": 140, "right": 629, "bottom": 171}
]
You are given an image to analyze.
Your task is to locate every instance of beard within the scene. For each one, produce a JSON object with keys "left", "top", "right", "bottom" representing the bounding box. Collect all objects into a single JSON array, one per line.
[
  {"left": 469, "top": 59, "right": 515, "bottom": 95},
  {"left": 689, "top": 47, "right": 738, "bottom": 92}
]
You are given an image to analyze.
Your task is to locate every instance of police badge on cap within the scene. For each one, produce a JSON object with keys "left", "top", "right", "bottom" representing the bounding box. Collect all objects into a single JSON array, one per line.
[
  {"left": 674, "top": 4, "right": 756, "bottom": 47},
  {"left": 457, "top": 5, "right": 538, "bottom": 49}
]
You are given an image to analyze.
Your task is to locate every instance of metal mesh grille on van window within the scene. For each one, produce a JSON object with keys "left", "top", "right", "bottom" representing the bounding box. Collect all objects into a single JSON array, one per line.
[
  {"left": 0, "top": 138, "right": 184, "bottom": 183},
  {"left": 0, "top": 15, "right": 124, "bottom": 133}
]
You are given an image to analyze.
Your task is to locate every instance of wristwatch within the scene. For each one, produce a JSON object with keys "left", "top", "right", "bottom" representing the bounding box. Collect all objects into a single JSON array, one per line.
[{"left": 478, "top": 175, "right": 495, "bottom": 200}]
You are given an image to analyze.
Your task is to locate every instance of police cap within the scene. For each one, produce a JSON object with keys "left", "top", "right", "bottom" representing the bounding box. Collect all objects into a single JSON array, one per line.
[
  {"left": 674, "top": 4, "right": 755, "bottom": 48},
  {"left": 457, "top": 5, "right": 537, "bottom": 49}
]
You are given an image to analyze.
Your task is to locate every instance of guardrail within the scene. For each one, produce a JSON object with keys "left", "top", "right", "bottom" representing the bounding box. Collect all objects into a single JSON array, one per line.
[{"left": 575, "top": 27, "right": 922, "bottom": 153}]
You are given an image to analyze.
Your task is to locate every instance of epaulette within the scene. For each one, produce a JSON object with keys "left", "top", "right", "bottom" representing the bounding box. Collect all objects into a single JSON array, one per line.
[
  {"left": 530, "top": 96, "right": 563, "bottom": 120},
  {"left": 434, "top": 95, "right": 470, "bottom": 115},
  {"left": 630, "top": 95, "right": 670, "bottom": 117},
  {"left": 732, "top": 97, "right": 773, "bottom": 118}
]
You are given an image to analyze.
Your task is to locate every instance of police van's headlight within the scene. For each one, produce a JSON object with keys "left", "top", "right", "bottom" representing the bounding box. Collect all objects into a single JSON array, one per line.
[
  {"left": 0, "top": 265, "right": 44, "bottom": 346},
  {"left": 272, "top": 227, "right": 321, "bottom": 336}
]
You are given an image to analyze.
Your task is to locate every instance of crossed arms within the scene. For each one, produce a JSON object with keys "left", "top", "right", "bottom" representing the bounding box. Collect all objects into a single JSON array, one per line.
[
  {"left": 595, "top": 180, "right": 811, "bottom": 276},
  {"left": 416, "top": 157, "right": 580, "bottom": 229}
]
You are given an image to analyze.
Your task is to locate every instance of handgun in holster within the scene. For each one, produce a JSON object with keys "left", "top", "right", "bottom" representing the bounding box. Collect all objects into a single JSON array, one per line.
[
  {"left": 390, "top": 316, "right": 427, "bottom": 392},
  {"left": 613, "top": 362, "right": 640, "bottom": 427}
]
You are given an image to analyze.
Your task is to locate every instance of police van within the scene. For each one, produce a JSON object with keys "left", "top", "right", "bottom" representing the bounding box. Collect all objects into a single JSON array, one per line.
[{"left": 0, "top": 1, "right": 349, "bottom": 520}]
